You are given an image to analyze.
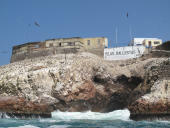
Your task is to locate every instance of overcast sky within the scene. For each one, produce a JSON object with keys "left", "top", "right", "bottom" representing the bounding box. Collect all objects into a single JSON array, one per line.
[{"left": 0, "top": 0, "right": 170, "bottom": 65}]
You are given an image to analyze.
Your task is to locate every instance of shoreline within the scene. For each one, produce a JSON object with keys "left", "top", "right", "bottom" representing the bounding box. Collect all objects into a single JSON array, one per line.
[
  {"left": 1, "top": 110, "right": 170, "bottom": 121},
  {"left": 0, "top": 112, "right": 51, "bottom": 119},
  {"left": 130, "top": 113, "right": 170, "bottom": 121}
]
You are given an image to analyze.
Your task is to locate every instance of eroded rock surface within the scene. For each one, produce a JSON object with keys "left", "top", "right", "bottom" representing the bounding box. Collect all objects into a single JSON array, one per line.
[
  {"left": 128, "top": 58, "right": 170, "bottom": 120},
  {"left": 0, "top": 52, "right": 169, "bottom": 119}
]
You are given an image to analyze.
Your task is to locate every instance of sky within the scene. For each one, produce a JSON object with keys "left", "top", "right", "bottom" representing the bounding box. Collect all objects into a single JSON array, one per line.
[{"left": 0, "top": 0, "right": 170, "bottom": 65}]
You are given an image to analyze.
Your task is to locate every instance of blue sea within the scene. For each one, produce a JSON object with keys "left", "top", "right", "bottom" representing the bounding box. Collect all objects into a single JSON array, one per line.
[{"left": 0, "top": 109, "right": 170, "bottom": 128}]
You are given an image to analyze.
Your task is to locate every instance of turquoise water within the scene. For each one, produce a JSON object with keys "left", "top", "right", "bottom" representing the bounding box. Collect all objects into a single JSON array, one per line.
[{"left": 0, "top": 110, "right": 170, "bottom": 128}]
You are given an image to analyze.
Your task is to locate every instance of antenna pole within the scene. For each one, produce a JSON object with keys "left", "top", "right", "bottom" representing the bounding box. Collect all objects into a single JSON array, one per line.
[
  {"left": 129, "top": 25, "right": 132, "bottom": 43},
  {"left": 115, "top": 27, "right": 118, "bottom": 47}
]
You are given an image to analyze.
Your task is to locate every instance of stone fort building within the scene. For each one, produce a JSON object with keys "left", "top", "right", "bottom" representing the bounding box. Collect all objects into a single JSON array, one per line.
[{"left": 11, "top": 37, "right": 108, "bottom": 63}]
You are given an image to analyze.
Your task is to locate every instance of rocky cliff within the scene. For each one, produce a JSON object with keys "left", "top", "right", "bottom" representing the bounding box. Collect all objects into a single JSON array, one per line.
[
  {"left": 0, "top": 52, "right": 169, "bottom": 120},
  {"left": 128, "top": 58, "right": 170, "bottom": 120}
]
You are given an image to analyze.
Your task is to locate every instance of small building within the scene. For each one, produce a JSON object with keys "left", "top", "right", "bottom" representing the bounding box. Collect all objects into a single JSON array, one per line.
[
  {"left": 10, "top": 37, "right": 108, "bottom": 63},
  {"left": 129, "top": 38, "right": 162, "bottom": 48}
]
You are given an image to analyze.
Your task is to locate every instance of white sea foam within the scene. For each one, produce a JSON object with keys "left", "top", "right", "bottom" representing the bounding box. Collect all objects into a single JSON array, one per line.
[
  {"left": 51, "top": 109, "right": 130, "bottom": 121},
  {"left": 156, "top": 120, "right": 170, "bottom": 124},
  {"left": 8, "top": 125, "right": 40, "bottom": 128},
  {"left": 0, "top": 112, "right": 10, "bottom": 119},
  {"left": 47, "top": 125, "right": 70, "bottom": 128},
  {"left": 39, "top": 118, "right": 58, "bottom": 123}
]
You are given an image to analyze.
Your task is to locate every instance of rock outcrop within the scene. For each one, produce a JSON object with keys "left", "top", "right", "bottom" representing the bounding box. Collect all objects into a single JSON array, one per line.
[
  {"left": 0, "top": 96, "right": 52, "bottom": 118},
  {"left": 128, "top": 58, "right": 170, "bottom": 120},
  {"left": 0, "top": 52, "right": 169, "bottom": 120}
]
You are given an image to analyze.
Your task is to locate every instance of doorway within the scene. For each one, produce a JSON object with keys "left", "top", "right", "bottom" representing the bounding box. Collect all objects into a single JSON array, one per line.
[{"left": 148, "top": 41, "right": 152, "bottom": 47}]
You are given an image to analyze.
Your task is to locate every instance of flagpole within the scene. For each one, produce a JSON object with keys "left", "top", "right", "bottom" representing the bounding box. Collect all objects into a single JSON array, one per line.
[
  {"left": 129, "top": 25, "right": 132, "bottom": 43},
  {"left": 115, "top": 27, "right": 117, "bottom": 47}
]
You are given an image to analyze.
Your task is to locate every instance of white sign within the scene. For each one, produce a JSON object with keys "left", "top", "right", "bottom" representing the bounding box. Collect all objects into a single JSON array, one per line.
[{"left": 104, "top": 46, "right": 145, "bottom": 60}]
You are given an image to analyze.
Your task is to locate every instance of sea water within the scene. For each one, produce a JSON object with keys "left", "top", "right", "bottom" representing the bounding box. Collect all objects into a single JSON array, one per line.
[{"left": 0, "top": 109, "right": 170, "bottom": 128}]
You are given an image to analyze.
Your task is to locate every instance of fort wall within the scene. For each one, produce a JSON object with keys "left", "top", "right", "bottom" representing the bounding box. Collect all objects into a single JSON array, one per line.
[{"left": 10, "top": 37, "right": 108, "bottom": 63}]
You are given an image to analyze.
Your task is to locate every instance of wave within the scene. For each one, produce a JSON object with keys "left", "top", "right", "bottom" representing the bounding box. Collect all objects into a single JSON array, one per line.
[
  {"left": 47, "top": 125, "right": 70, "bottom": 128},
  {"left": 8, "top": 125, "right": 40, "bottom": 128},
  {"left": 156, "top": 120, "right": 170, "bottom": 124},
  {"left": 0, "top": 112, "right": 10, "bottom": 119},
  {"left": 8, "top": 125, "right": 69, "bottom": 128},
  {"left": 51, "top": 109, "right": 130, "bottom": 121}
]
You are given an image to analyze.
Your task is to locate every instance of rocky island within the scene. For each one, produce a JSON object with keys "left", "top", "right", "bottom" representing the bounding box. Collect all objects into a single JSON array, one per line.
[{"left": 0, "top": 41, "right": 170, "bottom": 120}]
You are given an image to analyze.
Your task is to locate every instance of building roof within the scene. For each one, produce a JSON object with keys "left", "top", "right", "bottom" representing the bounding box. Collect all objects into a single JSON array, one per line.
[
  {"left": 45, "top": 37, "right": 82, "bottom": 41},
  {"left": 13, "top": 37, "right": 108, "bottom": 48},
  {"left": 133, "top": 38, "right": 162, "bottom": 41},
  {"left": 13, "top": 41, "right": 42, "bottom": 49}
]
